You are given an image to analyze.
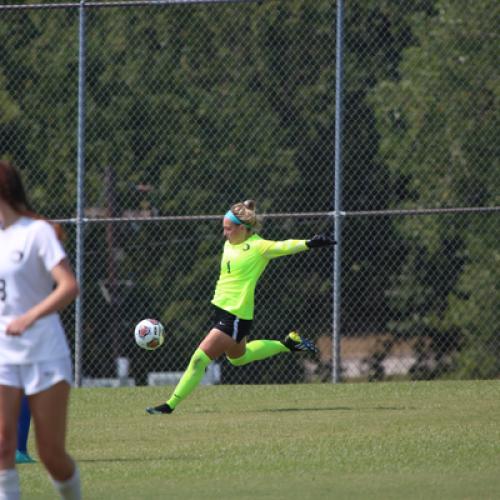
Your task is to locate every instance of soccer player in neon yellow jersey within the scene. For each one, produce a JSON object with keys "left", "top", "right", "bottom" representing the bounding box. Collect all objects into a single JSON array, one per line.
[{"left": 146, "top": 199, "right": 335, "bottom": 415}]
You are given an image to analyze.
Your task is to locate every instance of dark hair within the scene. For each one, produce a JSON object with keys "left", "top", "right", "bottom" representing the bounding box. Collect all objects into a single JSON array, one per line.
[
  {"left": 0, "top": 159, "right": 65, "bottom": 240},
  {"left": 0, "top": 159, "right": 31, "bottom": 213}
]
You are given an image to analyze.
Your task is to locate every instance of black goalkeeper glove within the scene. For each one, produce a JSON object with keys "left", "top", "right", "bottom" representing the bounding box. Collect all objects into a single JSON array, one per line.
[{"left": 306, "top": 234, "right": 337, "bottom": 249}]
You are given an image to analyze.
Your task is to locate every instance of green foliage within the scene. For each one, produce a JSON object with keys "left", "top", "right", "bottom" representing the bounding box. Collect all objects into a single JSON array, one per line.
[
  {"left": 0, "top": 10, "right": 79, "bottom": 216},
  {"left": 1, "top": 0, "right": 496, "bottom": 380},
  {"left": 444, "top": 217, "right": 500, "bottom": 378},
  {"left": 370, "top": 0, "right": 499, "bottom": 377},
  {"left": 371, "top": 0, "right": 498, "bottom": 209}
]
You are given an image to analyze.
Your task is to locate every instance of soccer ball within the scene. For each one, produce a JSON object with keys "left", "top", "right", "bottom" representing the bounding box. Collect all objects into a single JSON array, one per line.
[{"left": 134, "top": 318, "right": 165, "bottom": 351}]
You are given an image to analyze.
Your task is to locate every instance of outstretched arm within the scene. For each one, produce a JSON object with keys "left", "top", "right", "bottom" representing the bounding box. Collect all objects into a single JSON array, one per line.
[
  {"left": 260, "top": 235, "right": 336, "bottom": 259},
  {"left": 260, "top": 239, "right": 309, "bottom": 259}
]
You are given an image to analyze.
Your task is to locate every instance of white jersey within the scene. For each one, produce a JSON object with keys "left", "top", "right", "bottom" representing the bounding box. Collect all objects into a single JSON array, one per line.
[{"left": 0, "top": 217, "right": 70, "bottom": 364}]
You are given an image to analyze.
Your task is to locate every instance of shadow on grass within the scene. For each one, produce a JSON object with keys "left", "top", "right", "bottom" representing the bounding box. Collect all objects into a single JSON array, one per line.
[
  {"left": 77, "top": 456, "right": 193, "bottom": 463},
  {"left": 255, "top": 406, "right": 414, "bottom": 412}
]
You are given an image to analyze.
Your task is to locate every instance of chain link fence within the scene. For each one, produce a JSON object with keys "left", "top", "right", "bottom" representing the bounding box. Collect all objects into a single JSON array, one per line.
[{"left": 1, "top": 0, "right": 498, "bottom": 386}]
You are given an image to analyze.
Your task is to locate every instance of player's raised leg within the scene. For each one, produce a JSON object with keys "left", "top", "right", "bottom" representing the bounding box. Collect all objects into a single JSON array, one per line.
[{"left": 227, "top": 331, "right": 317, "bottom": 366}]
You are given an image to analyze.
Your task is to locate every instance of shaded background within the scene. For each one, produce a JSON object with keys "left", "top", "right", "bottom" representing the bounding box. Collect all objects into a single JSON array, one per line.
[{"left": 0, "top": 0, "right": 498, "bottom": 384}]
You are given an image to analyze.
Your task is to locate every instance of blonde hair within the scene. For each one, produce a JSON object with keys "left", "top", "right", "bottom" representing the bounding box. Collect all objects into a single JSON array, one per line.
[{"left": 230, "top": 199, "right": 261, "bottom": 231}]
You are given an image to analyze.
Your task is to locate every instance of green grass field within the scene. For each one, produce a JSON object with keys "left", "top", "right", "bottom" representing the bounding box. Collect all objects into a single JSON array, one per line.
[{"left": 18, "top": 380, "right": 500, "bottom": 499}]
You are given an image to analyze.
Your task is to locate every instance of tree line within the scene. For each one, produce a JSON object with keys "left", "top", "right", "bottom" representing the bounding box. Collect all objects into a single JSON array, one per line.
[{"left": 0, "top": 0, "right": 497, "bottom": 381}]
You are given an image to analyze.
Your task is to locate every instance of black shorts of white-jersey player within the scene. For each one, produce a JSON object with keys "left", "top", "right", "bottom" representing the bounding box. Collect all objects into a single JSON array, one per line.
[{"left": 146, "top": 200, "right": 335, "bottom": 415}]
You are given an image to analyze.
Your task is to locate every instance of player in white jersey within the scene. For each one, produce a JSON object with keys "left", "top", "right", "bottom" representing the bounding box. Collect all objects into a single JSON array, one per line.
[{"left": 0, "top": 160, "right": 81, "bottom": 500}]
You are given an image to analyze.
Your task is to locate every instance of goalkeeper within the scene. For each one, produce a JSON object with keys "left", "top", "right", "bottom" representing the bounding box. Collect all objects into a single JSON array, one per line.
[{"left": 146, "top": 199, "right": 335, "bottom": 415}]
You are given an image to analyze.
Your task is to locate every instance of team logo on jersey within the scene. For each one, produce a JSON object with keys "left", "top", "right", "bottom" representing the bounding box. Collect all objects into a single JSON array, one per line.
[
  {"left": 10, "top": 250, "right": 23, "bottom": 262},
  {"left": 243, "top": 244, "right": 250, "bottom": 251}
]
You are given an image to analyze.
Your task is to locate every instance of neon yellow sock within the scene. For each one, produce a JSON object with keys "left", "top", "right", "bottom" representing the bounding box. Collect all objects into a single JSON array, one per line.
[
  {"left": 167, "top": 348, "right": 212, "bottom": 410},
  {"left": 228, "top": 340, "right": 289, "bottom": 366}
]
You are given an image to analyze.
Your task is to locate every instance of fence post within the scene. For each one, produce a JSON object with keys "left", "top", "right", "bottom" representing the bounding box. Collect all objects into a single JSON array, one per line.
[
  {"left": 332, "top": 0, "right": 345, "bottom": 383},
  {"left": 74, "top": 0, "right": 87, "bottom": 388}
]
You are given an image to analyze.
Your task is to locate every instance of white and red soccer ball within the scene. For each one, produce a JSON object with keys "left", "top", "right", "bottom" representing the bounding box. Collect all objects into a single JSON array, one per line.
[{"left": 134, "top": 318, "right": 165, "bottom": 351}]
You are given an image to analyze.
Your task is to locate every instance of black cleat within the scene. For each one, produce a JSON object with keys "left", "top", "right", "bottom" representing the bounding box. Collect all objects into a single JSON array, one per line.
[
  {"left": 282, "top": 331, "right": 318, "bottom": 353},
  {"left": 146, "top": 403, "right": 173, "bottom": 415}
]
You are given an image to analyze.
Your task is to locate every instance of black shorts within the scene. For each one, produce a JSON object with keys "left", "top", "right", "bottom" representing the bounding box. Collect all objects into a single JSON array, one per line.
[{"left": 212, "top": 305, "right": 253, "bottom": 343}]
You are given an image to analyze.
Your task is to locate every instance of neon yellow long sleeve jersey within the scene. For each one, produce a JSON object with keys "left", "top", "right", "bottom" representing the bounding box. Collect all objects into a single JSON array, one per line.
[{"left": 211, "top": 233, "right": 309, "bottom": 320}]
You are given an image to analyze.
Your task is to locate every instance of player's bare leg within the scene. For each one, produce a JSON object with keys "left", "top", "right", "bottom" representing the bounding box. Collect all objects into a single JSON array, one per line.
[
  {"left": 30, "top": 381, "right": 81, "bottom": 499},
  {"left": 0, "top": 386, "right": 22, "bottom": 469},
  {"left": 0, "top": 386, "right": 23, "bottom": 498}
]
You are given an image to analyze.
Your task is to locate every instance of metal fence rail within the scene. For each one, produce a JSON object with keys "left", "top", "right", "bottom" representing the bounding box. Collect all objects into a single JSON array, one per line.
[
  {"left": 0, "top": 0, "right": 257, "bottom": 11},
  {"left": 1, "top": 0, "right": 498, "bottom": 386}
]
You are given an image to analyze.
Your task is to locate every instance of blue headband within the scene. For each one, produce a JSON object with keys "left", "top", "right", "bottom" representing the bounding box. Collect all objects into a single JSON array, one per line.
[{"left": 224, "top": 210, "right": 252, "bottom": 229}]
